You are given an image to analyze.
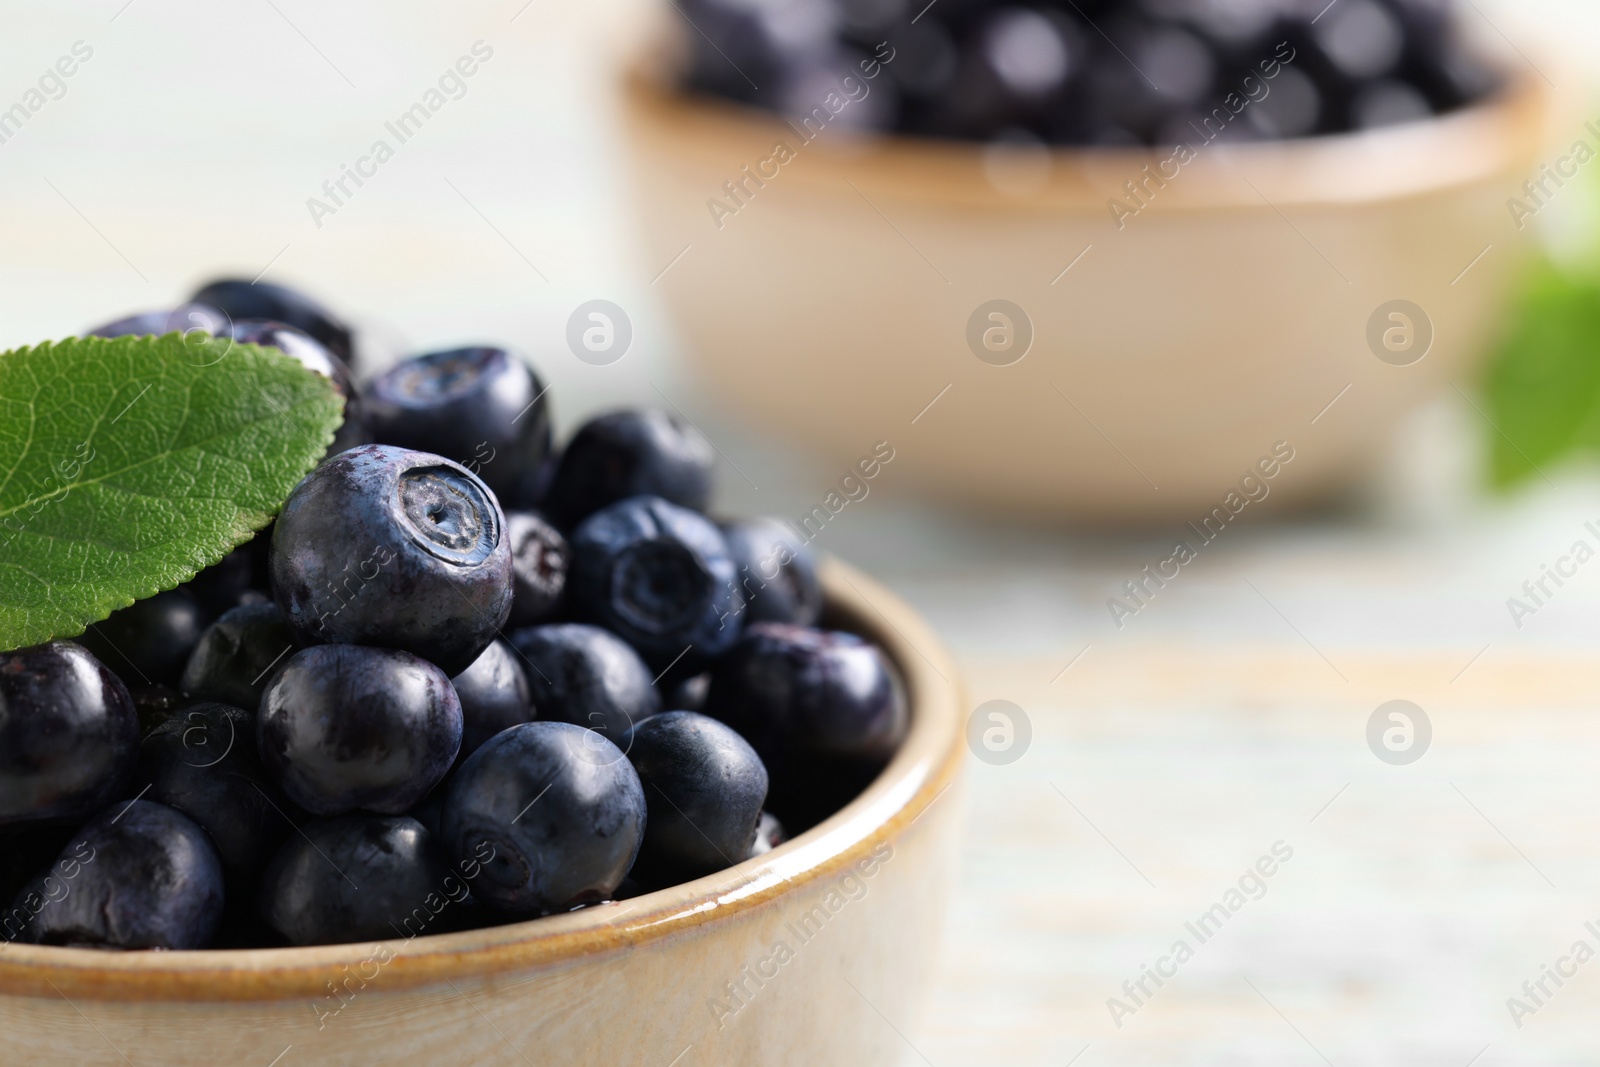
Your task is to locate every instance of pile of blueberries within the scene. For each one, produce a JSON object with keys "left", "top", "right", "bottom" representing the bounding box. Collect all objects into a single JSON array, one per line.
[
  {"left": 675, "top": 0, "right": 1499, "bottom": 144},
  {"left": 0, "top": 279, "right": 906, "bottom": 950}
]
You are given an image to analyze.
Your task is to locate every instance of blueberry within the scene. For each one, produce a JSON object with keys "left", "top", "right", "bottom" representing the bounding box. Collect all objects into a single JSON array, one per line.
[
  {"left": 9, "top": 799, "right": 224, "bottom": 949},
  {"left": 258, "top": 814, "right": 452, "bottom": 945},
  {"left": 453, "top": 638, "right": 534, "bottom": 762},
  {"left": 257, "top": 645, "right": 462, "bottom": 816},
  {"left": 78, "top": 588, "right": 208, "bottom": 687},
  {"left": 128, "top": 684, "right": 187, "bottom": 735},
  {"left": 270, "top": 444, "right": 513, "bottom": 676},
  {"left": 543, "top": 409, "right": 714, "bottom": 529},
  {"left": 505, "top": 511, "right": 569, "bottom": 627},
  {"left": 0, "top": 642, "right": 138, "bottom": 828},
  {"left": 704, "top": 623, "right": 907, "bottom": 828},
  {"left": 180, "top": 602, "right": 296, "bottom": 712},
  {"left": 191, "top": 278, "right": 354, "bottom": 363},
  {"left": 182, "top": 543, "right": 260, "bottom": 616},
  {"left": 87, "top": 302, "right": 228, "bottom": 340},
  {"left": 505, "top": 623, "right": 661, "bottom": 742},
  {"left": 720, "top": 517, "right": 823, "bottom": 626},
  {"left": 568, "top": 495, "right": 741, "bottom": 676},
  {"left": 748, "top": 810, "right": 786, "bottom": 858},
  {"left": 441, "top": 721, "right": 645, "bottom": 915},
  {"left": 138, "top": 702, "right": 300, "bottom": 887},
  {"left": 625, "top": 711, "right": 767, "bottom": 879},
  {"left": 365, "top": 347, "right": 551, "bottom": 505},
  {"left": 229, "top": 320, "right": 369, "bottom": 455},
  {"left": 665, "top": 671, "right": 710, "bottom": 713}
]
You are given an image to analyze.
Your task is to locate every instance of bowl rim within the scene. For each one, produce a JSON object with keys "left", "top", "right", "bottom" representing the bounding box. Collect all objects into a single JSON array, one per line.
[
  {"left": 619, "top": 53, "right": 1551, "bottom": 211},
  {"left": 0, "top": 558, "right": 964, "bottom": 1002}
]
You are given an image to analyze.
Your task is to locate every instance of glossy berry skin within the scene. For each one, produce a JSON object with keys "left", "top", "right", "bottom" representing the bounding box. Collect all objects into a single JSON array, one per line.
[
  {"left": 625, "top": 711, "right": 767, "bottom": 879},
  {"left": 0, "top": 642, "right": 138, "bottom": 829},
  {"left": 543, "top": 409, "right": 714, "bottom": 529},
  {"left": 12, "top": 800, "right": 224, "bottom": 949},
  {"left": 453, "top": 638, "right": 535, "bottom": 762},
  {"left": 270, "top": 444, "right": 513, "bottom": 677},
  {"left": 259, "top": 814, "right": 451, "bottom": 946},
  {"left": 505, "top": 511, "right": 568, "bottom": 627},
  {"left": 138, "top": 702, "right": 300, "bottom": 885},
  {"left": 505, "top": 623, "right": 660, "bottom": 743},
  {"left": 191, "top": 278, "right": 353, "bottom": 362},
  {"left": 87, "top": 302, "right": 228, "bottom": 340},
  {"left": 229, "top": 320, "right": 369, "bottom": 455},
  {"left": 79, "top": 588, "right": 208, "bottom": 687},
  {"left": 180, "top": 602, "right": 296, "bottom": 711},
  {"left": 665, "top": 671, "right": 710, "bottom": 713},
  {"left": 705, "top": 624, "right": 907, "bottom": 829},
  {"left": 720, "top": 517, "right": 823, "bottom": 627},
  {"left": 128, "top": 684, "right": 187, "bottom": 735},
  {"left": 257, "top": 645, "right": 463, "bottom": 816},
  {"left": 568, "top": 496, "right": 742, "bottom": 676},
  {"left": 441, "top": 721, "right": 646, "bottom": 916},
  {"left": 365, "top": 347, "right": 551, "bottom": 505}
]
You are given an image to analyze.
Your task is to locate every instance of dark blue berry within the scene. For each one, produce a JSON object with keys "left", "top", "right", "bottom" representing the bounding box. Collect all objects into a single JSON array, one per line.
[
  {"left": 257, "top": 645, "right": 462, "bottom": 816},
  {"left": 180, "top": 602, "right": 296, "bottom": 711},
  {"left": 568, "top": 495, "right": 741, "bottom": 676},
  {"left": 705, "top": 623, "right": 907, "bottom": 828},
  {"left": 78, "top": 588, "right": 208, "bottom": 687},
  {"left": 138, "top": 702, "right": 301, "bottom": 885},
  {"left": 453, "top": 638, "right": 534, "bottom": 762},
  {"left": 0, "top": 642, "right": 137, "bottom": 828},
  {"left": 441, "top": 721, "right": 645, "bottom": 915},
  {"left": 365, "top": 347, "right": 551, "bottom": 505},
  {"left": 258, "top": 814, "right": 452, "bottom": 945},
  {"left": 505, "top": 511, "right": 568, "bottom": 627},
  {"left": 625, "top": 711, "right": 767, "bottom": 879},
  {"left": 505, "top": 623, "right": 661, "bottom": 742},
  {"left": 10, "top": 799, "right": 224, "bottom": 949},
  {"left": 229, "top": 320, "right": 369, "bottom": 455},
  {"left": 665, "top": 671, "right": 710, "bottom": 713},
  {"left": 543, "top": 409, "right": 714, "bottom": 529},
  {"left": 182, "top": 543, "right": 260, "bottom": 616},
  {"left": 190, "top": 278, "right": 353, "bottom": 363},
  {"left": 720, "top": 517, "right": 823, "bottom": 626},
  {"left": 129, "top": 684, "right": 187, "bottom": 735},
  {"left": 270, "top": 444, "right": 513, "bottom": 676}
]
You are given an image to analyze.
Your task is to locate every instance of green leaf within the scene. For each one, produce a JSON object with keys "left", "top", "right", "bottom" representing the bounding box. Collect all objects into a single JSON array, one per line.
[
  {"left": 0, "top": 333, "right": 344, "bottom": 649},
  {"left": 1484, "top": 259, "right": 1600, "bottom": 487}
]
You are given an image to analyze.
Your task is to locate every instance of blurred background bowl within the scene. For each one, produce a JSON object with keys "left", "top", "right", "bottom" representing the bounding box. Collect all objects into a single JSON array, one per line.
[{"left": 621, "top": 55, "right": 1552, "bottom": 523}]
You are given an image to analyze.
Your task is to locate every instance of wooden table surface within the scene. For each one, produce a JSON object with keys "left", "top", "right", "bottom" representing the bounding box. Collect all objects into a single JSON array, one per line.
[{"left": 792, "top": 466, "right": 1600, "bottom": 1067}]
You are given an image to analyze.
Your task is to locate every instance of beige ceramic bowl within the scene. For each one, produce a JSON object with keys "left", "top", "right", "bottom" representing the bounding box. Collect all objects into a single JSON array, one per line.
[
  {"left": 620, "top": 55, "right": 1552, "bottom": 522},
  {"left": 0, "top": 560, "right": 963, "bottom": 1067}
]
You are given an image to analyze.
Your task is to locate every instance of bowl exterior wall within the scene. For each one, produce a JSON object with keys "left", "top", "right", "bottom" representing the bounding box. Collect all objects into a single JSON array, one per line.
[{"left": 621, "top": 81, "right": 1549, "bottom": 521}]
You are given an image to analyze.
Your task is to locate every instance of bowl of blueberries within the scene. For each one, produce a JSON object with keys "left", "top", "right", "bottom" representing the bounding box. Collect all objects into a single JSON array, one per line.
[
  {"left": 621, "top": 0, "right": 1553, "bottom": 521},
  {"left": 0, "top": 282, "right": 964, "bottom": 1067}
]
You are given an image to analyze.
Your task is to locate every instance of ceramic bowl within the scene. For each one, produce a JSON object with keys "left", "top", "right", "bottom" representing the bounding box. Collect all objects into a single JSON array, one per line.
[
  {"left": 619, "top": 54, "right": 1553, "bottom": 522},
  {"left": 0, "top": 559, "right": 963, "bottom": 1067}
]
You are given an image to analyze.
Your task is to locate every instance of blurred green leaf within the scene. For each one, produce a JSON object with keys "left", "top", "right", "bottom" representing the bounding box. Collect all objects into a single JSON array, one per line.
[{"left": 1484, "top": 259, "right": 1600, "bottom": 487}]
